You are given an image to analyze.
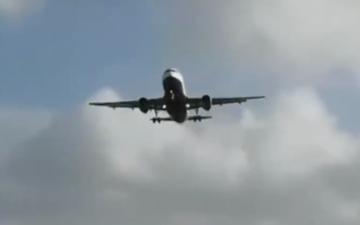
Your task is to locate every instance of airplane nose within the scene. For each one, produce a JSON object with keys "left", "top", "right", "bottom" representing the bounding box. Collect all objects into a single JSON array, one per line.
[
  {"left": 168, "top": 72, "right": 176, "bottom": 78},
  {"left": 163, "top": 68, "right": 183, "bottom": 83},
  {"left": 163, "top": 71, "right": 174, "bottom": 80},
  {"left": 163, "top": 74, "right": 181, "bottom": 89}
]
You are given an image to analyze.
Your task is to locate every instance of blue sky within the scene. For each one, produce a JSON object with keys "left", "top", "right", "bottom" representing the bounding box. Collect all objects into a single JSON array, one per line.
[{"left": 0, "top": 1, "right": 170, "bottom": 109}]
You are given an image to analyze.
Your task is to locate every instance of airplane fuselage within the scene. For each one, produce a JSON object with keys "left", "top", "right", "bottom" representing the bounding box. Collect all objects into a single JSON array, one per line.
[{"left": 162, "top": 68, "right": 188, "bottom": 123}]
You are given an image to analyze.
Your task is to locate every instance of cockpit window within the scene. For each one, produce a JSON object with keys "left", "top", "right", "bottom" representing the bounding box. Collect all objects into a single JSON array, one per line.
[{"left": 165, "top": 68, "right": 177, "bottom": 73}]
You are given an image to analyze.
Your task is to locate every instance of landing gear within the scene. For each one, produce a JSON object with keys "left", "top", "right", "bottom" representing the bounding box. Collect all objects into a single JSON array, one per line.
[
  {"left": 194, "top": 107, "right": 201, "bottom": 122},
  {"left": 152, "top": 109, "right": 161, "bottom": 123},
  {"left": 152, "top": 117, "right": 161, "bottom": 123}
]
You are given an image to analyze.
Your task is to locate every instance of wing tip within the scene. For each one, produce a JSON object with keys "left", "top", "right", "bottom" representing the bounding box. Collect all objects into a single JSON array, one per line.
[{"left": 88, "top": 102, "right": 101, "bottom": 106}]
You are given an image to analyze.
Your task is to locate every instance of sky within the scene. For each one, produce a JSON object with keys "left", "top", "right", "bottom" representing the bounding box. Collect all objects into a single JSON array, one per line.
[{"left": 1, "top": 0, "right": 360, "bottom": 224}]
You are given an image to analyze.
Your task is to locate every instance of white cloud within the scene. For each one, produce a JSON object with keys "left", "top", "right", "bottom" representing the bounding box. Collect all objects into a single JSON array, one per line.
[
  {"left": 0, "top": 107, "right": 52, "bottom": 162},
  {"left": 0, "top": 87, "right": 359, "bottom": 224},
  {"left": 162, "top": 0, "right": 360, "bottom": 85},
  {"left": 0, "top": 0, "right": 45, "bottom": 22}
]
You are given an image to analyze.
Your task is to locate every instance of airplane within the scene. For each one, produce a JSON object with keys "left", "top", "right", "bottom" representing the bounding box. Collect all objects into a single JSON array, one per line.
[{"left": 89, "top": 68, "right": 265, "bottom": 124}]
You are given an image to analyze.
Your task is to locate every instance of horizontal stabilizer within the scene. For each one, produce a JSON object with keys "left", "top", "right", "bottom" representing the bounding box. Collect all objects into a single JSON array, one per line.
[
  {"left": 150, "top": 115, "right": 212, "bottom": 123},
  {"left": 150, "top": 117, "right": 173, "bottom": 122},
  {"left": 187, "top": 115, "right": 212, "bottom": 121}
]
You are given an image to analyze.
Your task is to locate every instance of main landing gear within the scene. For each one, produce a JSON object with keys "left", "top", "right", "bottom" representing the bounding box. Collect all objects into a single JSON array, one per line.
[
  {"left": 193, "top": 108, "right": 201, "bottom": 122},
  {"left": 152, "top": 109, "right": 161, "bottom": 123},
  {"left": 192, "top": 115, "right": 202, "bottom": 122},
  {"left": 150, "top": 107, "right": 211, "bottom": 123}
]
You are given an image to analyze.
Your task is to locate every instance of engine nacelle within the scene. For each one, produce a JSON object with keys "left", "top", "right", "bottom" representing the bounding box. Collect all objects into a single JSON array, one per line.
[
  {"left": 201, "top": 95, "right": 212, "bottom": 111},
  {"left": 138, "top": 97, "right": 149, "bottom": 114}
]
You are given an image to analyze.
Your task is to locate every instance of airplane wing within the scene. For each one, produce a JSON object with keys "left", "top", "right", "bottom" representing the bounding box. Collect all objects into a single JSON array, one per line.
[
  {"left": 187, "top": 96, "right": 265, "bottom": 109},
  {"left": 89, "top": 98, "right": 165, "bottom": 110},
  {"left": 211, "top": 96, "right": 265, "bottom": 105}
]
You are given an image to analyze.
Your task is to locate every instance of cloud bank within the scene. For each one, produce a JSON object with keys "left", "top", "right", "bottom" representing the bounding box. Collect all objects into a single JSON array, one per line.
[
  {"left": 163, "top": 0, "right": 360, "bottom": 85},
  {"left": 0, "top": 87, "right": 359, "bottom": 225}
]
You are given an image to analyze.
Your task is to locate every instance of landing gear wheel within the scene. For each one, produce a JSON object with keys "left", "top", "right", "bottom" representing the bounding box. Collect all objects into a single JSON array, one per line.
[
  {"left": 151, "top": 110, "right": 161, "bottom": 124},
  {"left": 152, "top": 117, "right": 161, "bottom": 124}
]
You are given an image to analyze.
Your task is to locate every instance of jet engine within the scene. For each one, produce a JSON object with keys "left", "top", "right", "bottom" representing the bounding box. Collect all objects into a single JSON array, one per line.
[
  {"left": 201, "top": 95, "right": 212, "bottom": 111},
  {"left": 138, "top": 97, "right": 149, "bottom": 113}
]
